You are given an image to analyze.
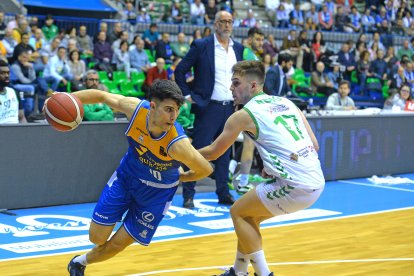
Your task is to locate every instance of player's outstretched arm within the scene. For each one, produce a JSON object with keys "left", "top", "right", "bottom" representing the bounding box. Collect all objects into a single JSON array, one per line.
[
  {"left": 169, "top": 138, "right": 213, "bottom": 182},
  {"left": 298, "top": 108, "right": 319, "bottom": 151},
  {"left": 199, "top": 110, "right": 251, "bottom": 161},
  {"left": 72, "top": 89, "right": 140, "bottom": 119}
]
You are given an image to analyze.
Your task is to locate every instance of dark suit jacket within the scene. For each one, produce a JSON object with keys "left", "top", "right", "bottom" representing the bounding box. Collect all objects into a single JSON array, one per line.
[
  {"left": 175, "top": 35, "right": 244, "bottom": 107},
  {"left": 264, "top": 64, "right": 290, "bottom": 96},
  {"left": 155, "top": 40, "right": 173, "bottom": 61}
]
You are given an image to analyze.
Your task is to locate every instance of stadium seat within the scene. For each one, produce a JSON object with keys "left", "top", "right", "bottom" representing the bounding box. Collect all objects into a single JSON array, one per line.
[
  {"left": 120, "top": 82, "right": 145, "bottom": 98},
  {"left": 113, "top": 71, "right": 128, "bottom": 84},
  {"left": 102, "top": 80, "right": 121, "bottom": 95},
  {"left": 145, "top": 49, "right": 155, "bottom": 63},
  {"left": 131, "top": 71, "right": 146, "bottom": 91},
  {"left": 98, "top": 71, "right": 110, "bottom": 82}
]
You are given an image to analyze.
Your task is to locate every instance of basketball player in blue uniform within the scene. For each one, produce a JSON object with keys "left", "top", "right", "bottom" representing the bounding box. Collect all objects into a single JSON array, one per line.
[{"left": 65, "top": 80, "right": 213, "bottom": 276}]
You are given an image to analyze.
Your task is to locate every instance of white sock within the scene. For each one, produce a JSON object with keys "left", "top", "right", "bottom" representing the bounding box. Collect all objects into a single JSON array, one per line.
[
  {"left": 248, "top": 250, "right": 271, "bottom": 276},
  {"left": 73, "top": 254, "right": 88, "bottom": 266},
  {"left": 229, "top": 159, "right": 238, "bottom": 174},
  {"left": 238, "top": 174, "right": 249, "bottom": 187},
  {"left": 233, "top": 251, "right": 249, "bottom": 275}
]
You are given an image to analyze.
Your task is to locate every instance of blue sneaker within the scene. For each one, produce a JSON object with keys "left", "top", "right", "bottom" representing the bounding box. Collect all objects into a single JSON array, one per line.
[
  {"left": 254, "top": 272, "right": 274, "bottom": 276},
  {"left": 68, "top": 255, "right": 86, "bottom": 276},
  {"left": 218, "top": 267, "right": 237, "bottom": 276}
]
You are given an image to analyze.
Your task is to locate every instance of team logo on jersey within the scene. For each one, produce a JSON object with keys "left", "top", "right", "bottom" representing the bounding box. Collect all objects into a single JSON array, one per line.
[
  {"left": 290, "top": 153, "right": 299, "bottom": 161},
  {"left": 138, "top": 135, "right": 144, "bottom": 143},
  {"left": 142, "top": 211, "right": 154, "bottom": 223},
  {"left": 135, "top": 145, "right": 148, "bottom": 155},
  {"left": 159, "top": 146, "right": 167, "bottom": 156}
]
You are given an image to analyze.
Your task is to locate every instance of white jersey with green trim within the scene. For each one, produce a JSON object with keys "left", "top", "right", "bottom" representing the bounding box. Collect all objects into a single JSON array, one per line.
[{"left": 243, "top": 93, "right": 324, "bottom": 189}]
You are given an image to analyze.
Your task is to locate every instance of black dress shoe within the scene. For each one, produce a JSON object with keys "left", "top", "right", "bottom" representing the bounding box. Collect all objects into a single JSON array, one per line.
[
  {"left": 183, "top": 198, "right": 194, "bottom": 208},
  {"left": 218, "top": 194, "right": 235, "bottom": 205}
]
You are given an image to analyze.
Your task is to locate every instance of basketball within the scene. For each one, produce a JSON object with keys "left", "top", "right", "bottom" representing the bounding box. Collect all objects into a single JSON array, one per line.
[{"left": 44, "top": 92, "right": 84, "bottom": 132}]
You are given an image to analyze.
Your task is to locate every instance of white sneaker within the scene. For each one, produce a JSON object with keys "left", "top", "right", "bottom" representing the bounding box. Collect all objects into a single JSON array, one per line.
[{"left": 237, "top": 183, "right": 255, "bottom": 195}]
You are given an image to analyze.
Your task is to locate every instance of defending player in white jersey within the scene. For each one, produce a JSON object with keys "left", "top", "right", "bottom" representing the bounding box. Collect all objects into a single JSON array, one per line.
[{"left": 199, "top": 60, "right": 325, "bottom": 276}]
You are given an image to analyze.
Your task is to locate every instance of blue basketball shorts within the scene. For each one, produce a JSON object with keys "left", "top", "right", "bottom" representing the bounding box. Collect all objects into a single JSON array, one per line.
[{"left": 92, "top": 170, "right": 178, "bottom": 245}]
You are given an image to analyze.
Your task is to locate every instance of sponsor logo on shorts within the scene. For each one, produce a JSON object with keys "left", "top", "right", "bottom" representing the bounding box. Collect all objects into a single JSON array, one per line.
[
  {"left": 142, "top": 211, "right": 154, "bottom": 222},
  {"left": 139, "top": 230, "right": 148, "bottom": 239},
  {"left": 94, "top": 212, "right": 108, "bottom": 220}
]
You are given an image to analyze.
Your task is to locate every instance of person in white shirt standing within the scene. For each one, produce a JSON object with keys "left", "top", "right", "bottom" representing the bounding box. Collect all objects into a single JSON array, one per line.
[
  {"left": 0, "top": 59, "right": 26, "bottom": 124},
  {"left": 199, "top": 60, "right": 325, "bottom": 276}
]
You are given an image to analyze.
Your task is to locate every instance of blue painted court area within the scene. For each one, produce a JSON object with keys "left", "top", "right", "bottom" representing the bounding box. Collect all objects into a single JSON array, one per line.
[{"left": 1, "top": 174, "right": 414, "bottom": 261}]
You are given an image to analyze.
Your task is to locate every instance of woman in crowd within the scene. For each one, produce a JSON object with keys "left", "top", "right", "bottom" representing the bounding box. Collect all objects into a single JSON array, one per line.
[
  {"left": 68, "top": 49, "right": 86, "bottom": 91},
  {"left": 383, "top": 84, "right": 412, "bottom": 110}
]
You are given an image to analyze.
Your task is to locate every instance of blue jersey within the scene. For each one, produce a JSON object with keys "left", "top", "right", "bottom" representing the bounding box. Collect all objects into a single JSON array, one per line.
[{"left": 119, "top": 100, "right": 187, "bottom": 185}]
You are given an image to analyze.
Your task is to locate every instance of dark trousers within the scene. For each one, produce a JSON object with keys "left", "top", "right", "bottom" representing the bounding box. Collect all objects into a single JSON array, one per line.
[{"left": 182, "top": 100, "right": 234, "bottom": 201}]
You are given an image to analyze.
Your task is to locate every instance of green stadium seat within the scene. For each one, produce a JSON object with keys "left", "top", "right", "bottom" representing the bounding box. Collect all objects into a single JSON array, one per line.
[{"left": 113, "top": 71, "right": 128, "bottom": 84}]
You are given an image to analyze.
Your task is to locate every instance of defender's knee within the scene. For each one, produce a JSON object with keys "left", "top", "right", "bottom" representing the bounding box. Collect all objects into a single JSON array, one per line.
[{"left": 89, "top": 232, "right": 108, "bottom": 246}]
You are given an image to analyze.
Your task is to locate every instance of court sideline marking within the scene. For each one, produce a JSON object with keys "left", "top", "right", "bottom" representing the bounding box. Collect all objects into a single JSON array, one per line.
[
  {"left": 128, "top": 258, "right": 414, "bottom": 275},
  {"left": 338, "top": 180, "right": 414, "bottom": 193}
]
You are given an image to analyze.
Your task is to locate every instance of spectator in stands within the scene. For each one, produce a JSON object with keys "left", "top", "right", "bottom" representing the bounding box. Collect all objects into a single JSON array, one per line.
[
  {"left": 28, "top": 28, "right": 45, "bottom": 53},
  {"left": 325, "top": 80, "right": 357, "bottom": 111},
  {"left": 93, "top": 31, "right": 113, "bottom": 73},
  {"left": 264, "top": 53, "right": 293, "bottom": 96},
  {"left": 77, "top": 25, "right": 94, "bottom": 57},
  {"left": 0, "top": 59, "right": 26, "bottom": 123},
  {"left": 371, "top": 49, "right": 391, "bottom": 87},
  {"left": 155, "top": 32, "right": 174, "bottom": 64},
  {"left": 327, "top": 63, "right": 342, "bottom": 90},
  {"left": 42, "top": 14, "right": 58, "bottom": 42},
  {"left": 129, "top": 37, "right": 150, "bottom": 73},
  {"left": 311, "top": 31, "right": 326, "bottom": 64},
  {"left": 311, "top": 61, "right": 336, "bottom": 96},
  {"left": 42, "top": 37, "right": 60, "bottom": 58},
  {"left": 137, "top": 8, "right": 151, "bottom": 24},
  {"left": 306, "top": 4, "right": 319, "bottom": 27},
  {"left": 334, "top": 6, "right": 351, "bottom": 32},
  {"left": 265, "top": 0, "right": 280, "bottom": 26},
  {"left": 280, "top": 30, "right": 302, "bottom": 69},
  {"left": 403, "top": 10, "right": 414, "bottom": 29},
  {"left": 405, "top": 61, "right": 414, "bottom": 91},
  {"left": 94, "top": 22, "right": 108, "bottom": 44},
  {"left": 325, "top": 0, "right": 335, "bottom": 15},
  {"left": 171, "top": 32, "right": 190, "bottom": 58},
  {"left": 318, "top": 5, "right": 333, "bottom": 31},
  {"left": 368, "top": 41, "right": 379, "bottom": 61},
  {"left": 392, "top": 17, "right": 407, "bottom": 36},
  {"left": 262, "top": 34, "right": 278, "bottom": 63},
  {"left": 142, "top": 57, "right": 167, "bottom": 98},
  {"left": 0, "top": 12, "right": 6, "bottom": 40},
  {"left": 108, "top": 22, "right": 123, "bottom": 45},
  {"left": 168, "top": 1, "right": 183, "bottom": 24},
  {"left": 124, "top": 2, "right": 138, "bottom": 26},
  {"left": 361, "top": 8, "right": 377, "bottom": 33},
  {"left": 113, "top": 40, "right": 134, "bottom": 78},
  {"left": 6, "top": 14, "right": 23, "bottom": 32},
  {"left": 290, "top": 2, "right": 305, "bottom": 28},
  {"left": 112, "top": 30, "right": 129, "bottom": 51},
  {"left": 383, "top": 84, "right": 412, "bottom": 110},
  {"left": 43, "top": 46, "right": 73, "bottom": 91},
  {"left": 391, "top": 66, "right": 408, "bottom": 90},
  {"left": 353, "top": 41, "right": 366, "bottom": 62},
  {"left": 348, "top": 5, "right": 362, "bottom": 33},
  {"left": 202, "top": 26, "right": 212, "bottom": 37},
  {"left": 298, "top": 30, "right": 312, "bottom": 72},
  {"left": 242, "top": 9, "right": 258, "bottom": 28},
  {"left": 384, "top": 46, "right": 399, "bottom": 76},
  {"left": 68, "top": 49, "right": 86, "bottom": 91},
  {"left": 275, "top": 5, "right": 289, "bottom": 28},
  {"left": 12, "top": 33, "right": 39, "bottom": 64},
  {"left": 174, "top": 10, "right": 244, "bottom": 208},
  {"left": 337, "top": 42, "right": 356, "bottom": 82},
  {"left": 356, "top": 50, "right": 374, "bottom": 95},
  {"left": 304, "top": 17, "right": 317, "bottom": 31},
  {"left": 142, "top": 23, "right": 159, "bottom": 51},
  {"left": 375, "top": 6, "right": 389, "bottom": 29},
  {"left": 189, "top": 28, "right": 202, "bottom": 45},
  {"left": 205, "top": 0, "right": 218, "bottom": 25},
  {"left": 12, "top": 19, "right": 29, "bottom": 44},
  {"left": 82, "top": 70, "right": 114, "bottom": 121},
  {"left": 397, "top": 39, "right": 413, "bottom": 60},
  {"left": 191, "top": 0, "right": 206, "bottom": 25}
]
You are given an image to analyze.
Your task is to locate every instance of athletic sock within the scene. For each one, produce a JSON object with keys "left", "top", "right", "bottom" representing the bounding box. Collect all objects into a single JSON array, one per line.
[
  {"left": 238, "top": 174, "right": 249, "bottom": 187},
  {"left": 73, "top": 254, "right": 88, "bottom": 266},
  {"left": 248, "top": 250, "right": 271, "bottom": 276},
  {"left": 234, "top": 251, "right": 249, "bottom": 275},
  {"left": 229, "top": 159, "right": 238, "bottom": 175}
]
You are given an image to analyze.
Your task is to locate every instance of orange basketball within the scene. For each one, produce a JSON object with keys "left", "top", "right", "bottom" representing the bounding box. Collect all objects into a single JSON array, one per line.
[{"left": 44, "top": 93, "right": 84, "bottom": 132}]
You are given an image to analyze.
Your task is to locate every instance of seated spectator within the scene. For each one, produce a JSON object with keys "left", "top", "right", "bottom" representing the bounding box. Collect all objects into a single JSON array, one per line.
[
  {"left": 280, "top": 30, "right": 302, "bottom": 69},
  {"left": 77, "top": 25, "right": 94, "bottom": 57},
  {"left": 60, "top": 26, "right": 79, "bottom": 49},
  {"left": 112, "top": 30, "right": 129, "bottom": 52},
  {"left": 113, "top": 40, "right": 135, "bottom": 78},
  {"left": 203, "top": 26, "right": 212, "bottom": 38},
  {"left": 318, "top": 5, "right": 333, "bottom": 31},
  {"left": 137, "top": 8, "right": 151, "bottom": 24},
  {"left": 171, "top": 32, "right": 190, "bottom": 58},
  {"left": 68, "top": 49, "right": 86, "bottom": 91},
  {"left": 242, "top": 9, "right": 258, "bottom": 28},
  {"left": 190, "top": 0, "right": 205, "bottom": 25},
  {"left": 383, "top": 84, "right": 412, "bottom": 111},
  {"left": 262, "top": 34, "right": 278, "bottom": 62},
  {"left": 384, "top": 46, "right": 398, "bottom": 76},
  {"left": 311, "top": 61, "right": 336, "bottom": 96},
  {"left": 28, "top": 28, "right": 45, "bottom": 53},
  {"left": 397, "top": 39, "right": 413, "bottom": 60},
  {"left": 375, "top": 6, "right": 389, "bottom": 30},
  {"left": 290, "top": 2, "right": 305, "bottom": 28},
  {"left": 305, "top": 4, "right": 319, "bottom": 28},
  {"left": 129, "top": 37, "right": 150, "bottom": 73},
  {"left": 276, "top": 5, "right": 289, "bottom": 28},
  {"left": 405, "top": 61, "right": 414, "bottom": 91},
  {"left": 43, "top": 46, "right": 73, "bottom": 91},
  {"left": 348, "top": 5, "right": 362, "bottom": 33},
  {"left": 311, "top": 31, "right": 326, "bottom": 64},
  {"left": 298, "top": 30, "right": 312, "bottom": 72},
  {"left": 93, "top": 22, "right": 108, "bottom": 44},
  {"left": 93, "top": 31, "right": 113, "bottom": 73},
  {"left": 12, "top": 32, "right": 39, "bottom": 64},
  {"left": 12, "top": 19, "right": 29, "bottom": 44},
  {"left": 82, "top": 70, "right": 114, "bottom": 121},
  {"left": 392, "top": 17, "right": 406, "bottom": 36},
  {"left": 327, "top": 63, "right": 342, "bottom": 90},
  {"left": 0, "top": 59, "right": 27, "bottom": 123},
  {"left": 42, "top": 14, "right": 58, "bottom": 42},
  {"left": 356, "top": 50, "right": 374, "bottom": 95},
  {"left": 325, "top": 80, "right": 357, "bottom": 111},
  {"left": 0, "top": 12, "right": 6, "bottom": 40},
  {"left": 204, "top": 0, "right": 217, "bottom": 25},
  {"left": 2, "top": 29, "right": 17, "bottom": 61},
  {"left": 142, "top": 23, "right": 159, "bottom": 51},
  {"left": 361, "top": 8, "right": 377, "bottom": 33},
  {"left": 353, "top": 41, "right": 366, "bottom": 62},
  {"left": 337, "top": 42, "right": 356, "bottom": 82},
  {"left": 124, "top": 2, "right": 138, "bottom": 26},
  {"left": 142, "top": 58, "right": 167, "bottom": 98},
  {"left": 167, "top": 1, "right": 183, "bottom": 24},
  {"left": 334, "top": 6, "right": 352, "bottom": 32},
  {"left": 155, "top": 33, "right": 174, "bottom": 64},
  {"left": 391, "top": 66, "right": 408, "bottom": 90},
  {"left": 370, "top": 49, "right": 391, "bottom": 87},
  {"left": 107, "top": 22, "right": 123, "bottom": 45},
  {"left": 189, "top": 28, "right": 202, "bottom": 46}
]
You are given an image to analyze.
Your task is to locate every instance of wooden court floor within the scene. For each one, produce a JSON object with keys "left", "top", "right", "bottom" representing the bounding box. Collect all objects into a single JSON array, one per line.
[{"left": 1, "top": 208, "right": 413, "bottom": 276}]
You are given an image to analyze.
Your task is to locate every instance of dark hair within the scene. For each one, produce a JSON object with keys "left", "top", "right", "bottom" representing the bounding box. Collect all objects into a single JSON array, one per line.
[
  {"left": 339, "top": 80, "right": 350, "bottom": 89},
  {"left": 69, "top": 49, "right": 79, "bottom": 61},
  {"left": 0, "top": 59, "right": 8, "bottom": 67},
  {"left": 232, "top": 60, "right": 265, "bottom": 85},
  {"left": 57, "top": 46, "right": 67, "bottom": 52},
  {"left": 150, "top": 23, "right": 157, "bottom": 28},
  {"left": 247, "top": 27, "right": 264, "bottom": 38},
  {"left": 120, "top": 40, "right": 129, "bottom": 49},
  {"left": 312, "top": 31, "right": 325, "bottom": 45},
  {"left": 278, "top": 53, "right": 293, "bottom": 65},
  {"left": 148, "top": 79, "right": 184, "bottom": 106}
]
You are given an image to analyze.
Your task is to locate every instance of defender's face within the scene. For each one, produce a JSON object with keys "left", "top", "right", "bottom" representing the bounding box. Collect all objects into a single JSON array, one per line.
[{"left": 151, "top": 99, "right": 180, "bottom": 132}]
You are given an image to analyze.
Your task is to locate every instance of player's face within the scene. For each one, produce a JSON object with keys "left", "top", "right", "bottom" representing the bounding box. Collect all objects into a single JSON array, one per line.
[
  {"left": 151, "top": 99, "right": 180, "bottom": 132},
  {"left": 230, "top": 74, "right": 253, "bottom": 105},
  {"left": 0, "top": 66, "right": 10, "bottom": 85}
]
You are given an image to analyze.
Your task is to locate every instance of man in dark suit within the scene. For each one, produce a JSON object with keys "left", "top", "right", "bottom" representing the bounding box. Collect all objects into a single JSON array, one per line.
[
  {"left": 175, "top": 10, "right": 244, "bottom": 208},
  {"left": 263, "top": 53, "right": 293, "bottom": 96},
  {"left": 337, "top": 42, "right": 356, "bottom": 82}
]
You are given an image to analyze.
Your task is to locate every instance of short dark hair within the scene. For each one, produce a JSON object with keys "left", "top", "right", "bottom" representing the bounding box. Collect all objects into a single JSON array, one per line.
[
  {"left": 0, "top": 59, "right": 8, "bottom": 67},
  {"left": 148, "top": 79, "right": 184, "bottom": 107},
  {"left": 339, "top": 80, "right": 350, "bottom": 89},
  {"left": 232, "top": 60, "right": 265, "bottom": 85},
  {"left": 278, "top": 53, "right": 293, "bottom": 65},
  {"left": 247, "top": 27, "right": 264, "bottom": 38}
]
